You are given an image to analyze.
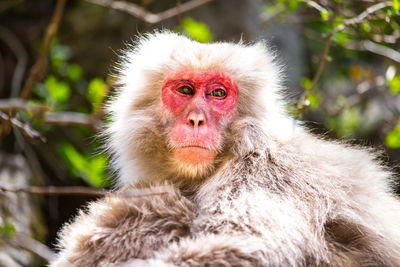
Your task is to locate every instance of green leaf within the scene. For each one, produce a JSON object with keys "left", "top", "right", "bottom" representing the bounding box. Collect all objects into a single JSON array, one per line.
[
  {"left": 17, "top": 110, "right": 32, "bottom": 123},
  {"left": 389, "top": 75, "right": 400, "bottom": 94},
  {"left": 393, "top": 0, "right": 400, "bottom": 12},
  {"left": 334, "top": 16, "right": 344, "bottom": 22},
  {"left": 0, "top": 221, "right": 16, "bottom": 238},
  {"left": 288, "top": 0, "right": 299, "bottom": 10},
  {"left": 320, "top": 10, "right": 329, "bottom": 21},
  {"left": 301, "top": 77, "right": 312, "bottom": 90},
  {"left": 262, "top": 3, "right": 285, "bottom": 16},
  {"left": 361, "top": 22, "right": 371, "bottom": 33},
  {"left": 33, "top": 82, "right": 50, "bottom": 101},
  {"left": 327, "top": 107, "right": 360, "bottom": 137},
  {"left": 59, "top": 143, "right": 109, "bottom": 188},
  {"left": 87, "top": 154, "right": 110, "bottom": 188},
  {"left": 332, "top": 32, "right": 351, "bottom": 46},
  {"left": 50, "top": 44, "right": 72, "bottom": 69},
  {"left": 385, "top": 122, "right": 400, "bottom": 148},
  {"left": 68, "top": 64, "right": 83, "bottom": 81},
  {"left": 306, "top": 92, "right": 320, "bottom": 109},
  {"left": 180, "top": 17, "right": 213, "bottom": 43},
  {"left": 87, "top": 78, "right": 106, "bottom": 111},
  {"left": 45, "top": 75, "right": 71, "bottom": 103},
  {"left": 60, "top": 142, "right": 86, "bottom": 173}
]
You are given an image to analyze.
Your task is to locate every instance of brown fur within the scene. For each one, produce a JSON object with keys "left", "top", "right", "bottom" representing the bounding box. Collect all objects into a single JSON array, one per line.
[
  {"left": 50, "top": 32, "right": 400, "bottom": 266},
  {"left": 51, "top": 186, "right": 195, "bottom": 266}
]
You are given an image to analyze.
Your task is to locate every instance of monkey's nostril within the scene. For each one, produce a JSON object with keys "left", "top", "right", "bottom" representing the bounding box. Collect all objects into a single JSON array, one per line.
[
  {"left": 188, "top": 119, "right": 204, "bottom": 127},
  {"left": 187, "top": 111, "right": 206, "bottom": 127}
]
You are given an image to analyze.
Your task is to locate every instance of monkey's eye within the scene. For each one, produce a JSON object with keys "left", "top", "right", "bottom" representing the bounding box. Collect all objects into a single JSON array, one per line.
[
  {"left": 176, "top": 86, "right": 194, "bottom": 95},
  {"left": 210, "top": 88, "right": 226, "bottom": 98}
]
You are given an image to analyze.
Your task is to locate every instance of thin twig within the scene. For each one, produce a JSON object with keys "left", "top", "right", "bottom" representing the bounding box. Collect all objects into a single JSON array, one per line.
[
  {"left": 302, "top": 0, "right": 328, "bottom": 14},
  {"left": 177, "top": 0, "right": 182, "bottom": 25},
  {"left": 12, "top": 234, "right": 56, "bottom": 262},
  {"left": 297, "top": 34, "right": 333, "bottom": 109},
  {"left": 308, "top": 34, "right": 332, "bottom": 91},
  {"left": 0, "top": 185, "right": 170, "bottom": 197},
  {"left": 0, "top": 111, "right": 46, "bottom": 142},
  {"left": 371, "top": 31, "right": 400, "bottom": 44},
  {"left": 0, "top": 98, "right": 48, "bottom": 115},
  {"left": 333, "top": 1, "right": 393, "bottom": 33},
  {"left": 345, "top": 40, "right": 400, "bottom": 63},
  {"left": 20, "top": 0, "right": 67, "bottom": 99},
  {"left": 0, "top": 185, "right": 107, "bottom": 196},
  {"left": 343, "top": 1, "right": 392, "bottom": 26},
  {"left": 85, "top": 0, "right": 215, "bottom": 24},
  {"left": 0, "top": 99, "right": 103, "bottom": 130},
  {"left": 0, "top": 25, "right": 28, "bottom": 97},
  {"left": 44, "top": 112, "right": 101, "bottom": 130}
]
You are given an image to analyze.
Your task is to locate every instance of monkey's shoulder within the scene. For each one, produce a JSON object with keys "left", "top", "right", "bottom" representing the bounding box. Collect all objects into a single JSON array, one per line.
[
  {"left": 210, "top": 133, "right": 394, "bottom": 203},
  {"left": 53, "top": 185, "right": 195, "bottom": 266}
]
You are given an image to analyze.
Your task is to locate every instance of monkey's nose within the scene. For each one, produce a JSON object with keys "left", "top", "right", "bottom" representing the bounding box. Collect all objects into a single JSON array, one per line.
[{"left": 187, "top": 111, "right": 206, "bottom": 127}]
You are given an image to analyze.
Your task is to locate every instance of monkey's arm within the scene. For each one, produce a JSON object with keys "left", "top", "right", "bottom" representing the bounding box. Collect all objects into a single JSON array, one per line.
[
  {"left": 326, "top": 170, "right": 400, "bottom": 266},
  {"left": 115, "top": 186, "right": 319, "bottom": 266},
  {"left": 115, "top": 234, "right": 269, "bottom": 267},
  {"left": 302, "top": 138, "right": 400, "bottom": 266},
  {"left": 49, "top": 185, "right": 195, "bottom": 267}
]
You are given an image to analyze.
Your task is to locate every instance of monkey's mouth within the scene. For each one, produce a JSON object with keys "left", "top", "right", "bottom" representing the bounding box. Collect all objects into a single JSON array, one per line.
[{"left": 174, "top": 146, "right": 215, "bottom": 165}]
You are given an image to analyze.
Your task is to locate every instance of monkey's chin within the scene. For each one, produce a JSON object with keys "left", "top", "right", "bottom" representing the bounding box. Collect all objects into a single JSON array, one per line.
[{"left": 174, "top": 147, "right": 215, "bottom": 166}]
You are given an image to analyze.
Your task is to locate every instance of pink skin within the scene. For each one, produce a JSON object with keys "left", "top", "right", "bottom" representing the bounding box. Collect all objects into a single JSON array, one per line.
[{"left": 161, "top": 70, "right": 238, "bottom": 166}]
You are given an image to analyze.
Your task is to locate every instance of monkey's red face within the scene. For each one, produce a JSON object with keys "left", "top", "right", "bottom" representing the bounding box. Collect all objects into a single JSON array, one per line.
[{"left": 161, "top": 70, "right": 238, "bottom": 167}]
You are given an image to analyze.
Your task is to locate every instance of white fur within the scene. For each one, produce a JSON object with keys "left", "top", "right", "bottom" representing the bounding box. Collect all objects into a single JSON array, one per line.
[
  {"left": 107, "top": 31, "right": 294, "bottom": 188},
  {"left": 51, "top": 31, "right": 400, "bottom": 266}
]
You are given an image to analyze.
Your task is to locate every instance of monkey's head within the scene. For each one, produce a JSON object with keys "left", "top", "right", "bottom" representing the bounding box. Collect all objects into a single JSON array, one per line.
[{"left": 107, "top": 31, "right": 294, "bottom": 189}]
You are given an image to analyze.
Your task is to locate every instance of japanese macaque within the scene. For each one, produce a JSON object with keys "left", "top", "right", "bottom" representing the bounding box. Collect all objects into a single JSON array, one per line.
[{"left": 50, "top": 31, "right": 400, "bottom": 267}]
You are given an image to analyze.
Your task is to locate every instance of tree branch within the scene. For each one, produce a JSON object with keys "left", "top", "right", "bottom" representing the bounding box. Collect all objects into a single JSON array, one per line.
[
  {"left": 11, "top": 234, "right": 56, "bottom": 262},
  {"left": 0, "top": 185, "right": 169, "bottom": 197},
  {"left": 345, "top": 40, "right": 400, "bottom": 63},
  {"left": 0, "top": 98, "right": 48, "bottom": 114},
  {"left": 332, "top": 1, "right": 393, "bottom": 33},
  {"left": 308, "top": 34, "right": 333, "bottom": 92},
  {"left": 0, "top": 111, "right": 46, "bottom": 142},
  {"left": 20, "top": 0, "right": 67, "bottom": 99},
  {"left": 85, "top": 0, "right": 215, "bottom": 24},
  {"left": 297, "top": 34, "right": 333, "bottom": 110},
  {"left": 44, "top": 112, "right": 102, "bottom": 130},
  {"left": 0, "top": 185, "right": 107, "bottom": 196},
  {"left": 343, "top": 1, "right": 392, "bottom": 26},
  {"left": 302, "top": 0, "right": 328, "bottom": 14},
  {"left": 0, "top": 99, "right": 103, "bottom": 131}
]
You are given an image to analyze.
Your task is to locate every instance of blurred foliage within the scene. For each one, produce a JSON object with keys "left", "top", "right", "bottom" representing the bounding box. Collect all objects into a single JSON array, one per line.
[
  {"left": 0, "top": 1, "right": 400, "bottom": 263},
  {"left": 87, "top": 77, "right": 107, "bottom": 112},
  {"left": 386, "top": 119, "right": 400, "bottom": 148},
  {"left": 30, "top": 38, "right": 110, "bottom": 187},
  {"left": 59, "top": 142, "right": 109, "bottom": 188},
  {"left": 0, "top": 221, "right": 16, "bottom": 239},
  {"left": 265, "top": 0, "right": 400, "bottom": 145},
  {"left": 177, "top": 17, "right": 213, "bottom": 43}
]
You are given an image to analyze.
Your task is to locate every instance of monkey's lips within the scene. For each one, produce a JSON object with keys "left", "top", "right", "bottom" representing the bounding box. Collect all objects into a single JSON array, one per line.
[{"left": 174, "top": 146, "right": 215, "bottom": 165}]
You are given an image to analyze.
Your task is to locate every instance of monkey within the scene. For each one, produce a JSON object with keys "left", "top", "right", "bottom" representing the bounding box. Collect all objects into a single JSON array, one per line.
[{"left": 49, "top": 31, "right": 400, "bottom": 266}]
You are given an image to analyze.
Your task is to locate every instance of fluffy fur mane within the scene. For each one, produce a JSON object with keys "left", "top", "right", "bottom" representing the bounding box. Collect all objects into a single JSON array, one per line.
[{"left": 106, "top": 31, "right": 296, "bottom": 189}]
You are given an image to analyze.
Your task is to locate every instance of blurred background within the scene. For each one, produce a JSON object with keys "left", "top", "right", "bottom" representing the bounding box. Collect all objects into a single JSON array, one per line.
[{"left": 0, "top": 0, "right": 399, "bottom": 265}]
